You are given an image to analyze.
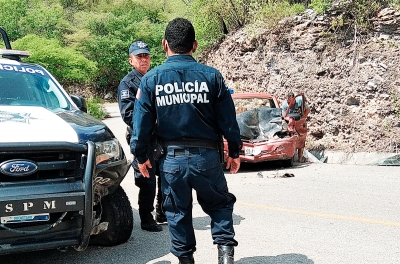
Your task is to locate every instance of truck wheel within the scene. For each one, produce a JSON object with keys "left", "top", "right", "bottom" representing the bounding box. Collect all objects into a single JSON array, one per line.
[
  {"left": 282, "top": 156, "right": 294, "bottom": 167},
  {"left": 90, "top": 186, "right": 133, "bottom": 246}
]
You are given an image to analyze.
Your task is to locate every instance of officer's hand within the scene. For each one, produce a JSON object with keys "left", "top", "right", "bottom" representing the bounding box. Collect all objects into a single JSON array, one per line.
[
  {"left": 138, "top": 159, "right": 152, "bottom": 178},
  {"left": 226, "top": 157, "right": 241, "bottom": 174}
]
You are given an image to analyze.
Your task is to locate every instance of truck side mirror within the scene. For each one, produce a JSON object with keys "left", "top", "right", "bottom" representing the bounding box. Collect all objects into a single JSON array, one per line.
[{"left": 70, "top": 95, "right": 88, "bottom": 113}]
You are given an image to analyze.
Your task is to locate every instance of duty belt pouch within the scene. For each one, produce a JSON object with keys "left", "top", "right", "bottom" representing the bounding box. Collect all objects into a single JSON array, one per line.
[
  {"left": 125, "top": 126, "right": 132, "bottom": 145},
  {"left": 151, "top": 136, "right": 164, "bottom": 161}
]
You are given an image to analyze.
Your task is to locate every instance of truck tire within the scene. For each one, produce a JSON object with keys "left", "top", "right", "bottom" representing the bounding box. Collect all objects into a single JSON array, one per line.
[{"left": 90, "top": 186, "right": 133, "bottom": 246}]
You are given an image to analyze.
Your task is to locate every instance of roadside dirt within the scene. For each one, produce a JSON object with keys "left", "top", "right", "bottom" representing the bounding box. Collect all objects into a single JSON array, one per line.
[{"left": 200, "top": 7, "right": 400, "bottom": 153}]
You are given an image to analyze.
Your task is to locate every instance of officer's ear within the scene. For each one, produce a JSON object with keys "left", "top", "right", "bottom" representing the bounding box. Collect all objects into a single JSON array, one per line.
[
  {"left": 162, "top": 38, "right": 168, "bottom": 53},
  {"left": 128, "top": 54, "right": 135, "bottom": 67},
  {"left": 192, "top": 40, "right": 198, "bottom": 53}
]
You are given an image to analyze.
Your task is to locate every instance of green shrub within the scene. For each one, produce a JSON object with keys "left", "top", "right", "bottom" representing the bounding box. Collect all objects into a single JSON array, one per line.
[
  {"left": 87, "top": 98, "right": 108, "bottom": 119},
  {"left": 309, "top": 0, "right": 332, "bottom": 14},
  {"left": 0, "top": 0, "right": 68, "bottom": 41},
  {"left": 0, "top": 0, "right": 29, "bottom": 41},
  {"left": 81, "top": 4, "right": 166, "bottom": 93},
  {"left": 13, "top": 34, "right": 97, "bottom": 85},
  {"left": 345, "top": 0, "right": 387, "bottom": 31},
  {"left": 256, "top": 1, "right": 306, "bottom": 28}
]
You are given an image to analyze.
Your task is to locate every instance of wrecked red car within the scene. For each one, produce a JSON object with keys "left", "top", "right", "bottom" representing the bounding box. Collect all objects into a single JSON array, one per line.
[{"left": 223, "top": 92, "right": 308, "bottom": 167}]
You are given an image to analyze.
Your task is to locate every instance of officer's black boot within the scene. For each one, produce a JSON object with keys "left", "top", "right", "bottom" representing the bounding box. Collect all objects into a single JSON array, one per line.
[
  {"left": 178, "top": 254, "right": 194, "bottom": 264},
  {"left": 155, "top": 198, "right": 167, "bottom": 224},
  {"left": 139, "top": 211, "right": 162, "bottom": 232},
  {"left": 155, "top": 177, "right": 167, "bottom": 223},
  {"left": 218, "top": 245, "right": 234, "bottom": 264},
  {"left": 155, "top": 207, "right": 167, "bottom": 224}
]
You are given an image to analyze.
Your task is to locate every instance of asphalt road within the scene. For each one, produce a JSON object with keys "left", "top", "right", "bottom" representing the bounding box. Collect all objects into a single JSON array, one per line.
[{"left": 2, "top": 115, "right": 400, "bottom": 264}]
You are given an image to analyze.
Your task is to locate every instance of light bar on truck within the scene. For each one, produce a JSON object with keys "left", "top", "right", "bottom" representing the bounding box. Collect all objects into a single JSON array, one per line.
[{"left": 0, "top": 49, "right": 30, "bottom": 58}]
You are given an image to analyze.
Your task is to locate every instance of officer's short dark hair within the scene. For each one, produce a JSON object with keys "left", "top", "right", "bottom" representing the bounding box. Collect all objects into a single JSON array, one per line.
[{"left": 164, "top": 18, "right": 195, "bottom": 54}]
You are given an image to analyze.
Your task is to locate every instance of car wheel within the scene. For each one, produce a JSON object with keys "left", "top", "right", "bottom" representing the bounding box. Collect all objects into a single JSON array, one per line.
[
  {"left": 282, "top": 156, "right": 294, "bottom": 167},
  {"left": 89, "top": 186, "right": 133, "bottom": 246}
]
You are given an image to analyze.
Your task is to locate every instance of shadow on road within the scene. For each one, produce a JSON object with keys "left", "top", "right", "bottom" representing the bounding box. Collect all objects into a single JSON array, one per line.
[
  {"left": 232, "top": 160, "right": 311, "bottom": 173},
  {"left": 236, "top": 253, "right": 314, "bottom": 263},
  {"left": 193, "top": 213, "right": 245, "bottom": 231}
]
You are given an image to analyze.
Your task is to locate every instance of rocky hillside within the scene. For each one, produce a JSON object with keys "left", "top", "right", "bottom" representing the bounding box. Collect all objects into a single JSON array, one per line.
[{"left": 200, "top": 7, "right": 400, "bottom": 154}]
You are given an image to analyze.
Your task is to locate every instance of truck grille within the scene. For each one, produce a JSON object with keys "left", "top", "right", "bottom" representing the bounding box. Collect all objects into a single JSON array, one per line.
[{"left": 0, "top": 142, "right": 87, "bottom": 182}]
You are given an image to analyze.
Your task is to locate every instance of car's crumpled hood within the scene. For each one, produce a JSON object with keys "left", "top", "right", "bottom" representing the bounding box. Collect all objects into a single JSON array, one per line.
[
  {"left": 236, "top": 108, "right": 284, "bottom": 140},
  {"left": 0, "top": 105, "right": 79, "bottom": 143}
]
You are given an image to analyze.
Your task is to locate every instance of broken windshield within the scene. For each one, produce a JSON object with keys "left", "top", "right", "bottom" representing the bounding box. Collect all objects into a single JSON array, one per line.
[{"left": 233, "top": 98, "right": 286, "bottom": 141}]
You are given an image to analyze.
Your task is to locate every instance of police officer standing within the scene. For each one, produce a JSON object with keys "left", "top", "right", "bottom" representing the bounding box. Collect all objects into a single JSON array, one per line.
[
  {"left": 117, "top": 40, "right": 165, "bottom": 232},
  {"left": 131, "top": 18, "right": 242, "bottom": 264}
]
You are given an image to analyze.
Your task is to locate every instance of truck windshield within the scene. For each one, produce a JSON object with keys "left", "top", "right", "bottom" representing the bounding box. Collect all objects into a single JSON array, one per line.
[{"left": 0, "top": 63, "right": 70, "bottom": 110}]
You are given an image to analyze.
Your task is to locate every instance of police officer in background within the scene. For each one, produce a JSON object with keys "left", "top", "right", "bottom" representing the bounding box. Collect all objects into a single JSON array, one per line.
[
  {"left": 117, "top": 40, "right": 165, "bottom": 232},
  {"left": 131, "top": 18, "right": 242, "bottom": 264}
]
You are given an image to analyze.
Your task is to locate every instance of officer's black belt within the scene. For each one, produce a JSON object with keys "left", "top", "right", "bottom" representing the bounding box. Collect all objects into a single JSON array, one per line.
[
  {"left": 173, "top": 148, "right": 200, "bottom": 156},
  {"left": 163, "top": 139, "right": 218, "bottom": 149}
]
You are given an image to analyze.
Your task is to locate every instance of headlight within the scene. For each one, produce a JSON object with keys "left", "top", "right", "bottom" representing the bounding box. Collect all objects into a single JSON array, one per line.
[{"left": 95, "top": 139, "right": 121, "bottom": 165}]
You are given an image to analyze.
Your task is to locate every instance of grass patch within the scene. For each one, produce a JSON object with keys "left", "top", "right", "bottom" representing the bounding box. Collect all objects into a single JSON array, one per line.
[
  {"left": 309, "top": 0, "right": 332, "bottom": 14},
  {"left": 87, "top": 97, "right": 108, "bottom": 120},
  {"left": 253, "top": 1, "right": 306, "bottom": 28}
]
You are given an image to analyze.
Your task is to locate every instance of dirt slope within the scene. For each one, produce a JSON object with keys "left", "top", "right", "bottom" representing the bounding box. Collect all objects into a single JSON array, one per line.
[{"left": 200, "top": 7, "right": 400, "bottom": 153}]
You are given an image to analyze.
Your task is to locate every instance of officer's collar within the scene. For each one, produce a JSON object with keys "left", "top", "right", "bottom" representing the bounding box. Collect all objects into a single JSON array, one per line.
[
  {"left": 131, "top": 67, "right": 144, "bottom": 77},
  {"left": 166, "top": 54, "right": 196, "bottom": 62}
]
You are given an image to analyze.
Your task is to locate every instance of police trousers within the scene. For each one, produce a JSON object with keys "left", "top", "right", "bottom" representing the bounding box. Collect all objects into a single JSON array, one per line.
[
  {"left": 159, "top": 146, "right": 238, "bottom": 257},
  {"left": 132, "top": 147, "right": 157, "bottom": 214}
]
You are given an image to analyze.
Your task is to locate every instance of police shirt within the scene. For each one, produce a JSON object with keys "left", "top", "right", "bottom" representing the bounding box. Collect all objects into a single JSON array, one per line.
[
  {"left": 117, "top": 68, "right": 142, "bottom": 127},
  {"left": 131, "top": 55, "right": 242, "bottom": 163}
]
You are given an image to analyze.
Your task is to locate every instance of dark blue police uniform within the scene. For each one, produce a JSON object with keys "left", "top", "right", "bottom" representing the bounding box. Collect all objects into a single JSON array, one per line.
[
  {"left": 118, "top": 68, "right": 157, "bottom": 217},
  {"left": 118, "top": 69, "right": 141, "bottom": 126},
  {"left": 131, "top": 55, "right": 242, "bottom": 258}
]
